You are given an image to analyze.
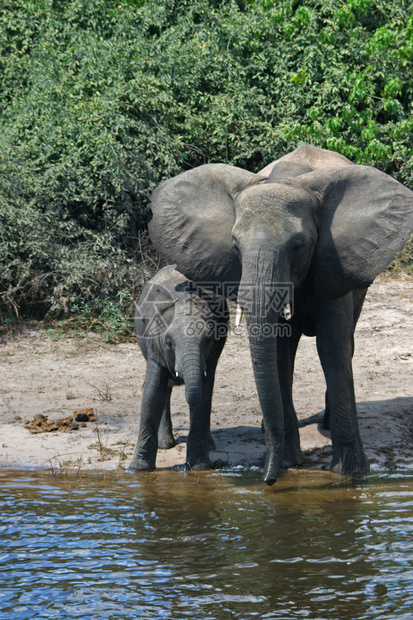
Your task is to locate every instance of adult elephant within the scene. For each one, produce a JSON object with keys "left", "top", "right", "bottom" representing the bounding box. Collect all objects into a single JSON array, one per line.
[{"left": 148, "top": 145, "right": 413, "bottom": 485}]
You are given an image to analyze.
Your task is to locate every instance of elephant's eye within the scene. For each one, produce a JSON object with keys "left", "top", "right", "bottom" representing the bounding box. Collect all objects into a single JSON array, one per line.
[
  {"left": 165, "top": 338, "right": 174, "bottom": 350},
  {"left": 292, "top": 237, "right": 306, "bottom": 255}
]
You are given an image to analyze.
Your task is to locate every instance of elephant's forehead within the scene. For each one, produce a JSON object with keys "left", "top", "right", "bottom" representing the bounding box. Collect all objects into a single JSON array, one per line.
[{"left": 235, "top": 182, "right": 316, "bottom": 219}]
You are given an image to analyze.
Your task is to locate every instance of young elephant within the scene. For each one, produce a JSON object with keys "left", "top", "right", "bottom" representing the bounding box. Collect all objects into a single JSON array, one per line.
[{"left": 129, "top": 265, "right": 228, "bottom": 472}]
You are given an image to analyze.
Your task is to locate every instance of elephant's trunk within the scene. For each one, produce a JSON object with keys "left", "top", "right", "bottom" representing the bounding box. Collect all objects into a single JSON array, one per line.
[
  {"left": 248, "top": 329, "right": 284, "bottom": 485},
  {"left": 241, "top": 252, "right": 286, "bottom": 485},
  {"left": 179, "top": 339, "right": 203, "bottom": 406}
]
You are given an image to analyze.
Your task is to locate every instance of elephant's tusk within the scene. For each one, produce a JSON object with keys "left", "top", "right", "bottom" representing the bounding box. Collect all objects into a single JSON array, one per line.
[
  {"left": 175, "top": 371, "right": 179, "bottom": 379},
  {"left": 204, "top": 370, "right": 207, "bottom": 378},
  {"left": 235, "top": 304, "right": 243, "bottom": 327},
  {"left": 281, "top": 303, "right": 292, "bottom": 321}
]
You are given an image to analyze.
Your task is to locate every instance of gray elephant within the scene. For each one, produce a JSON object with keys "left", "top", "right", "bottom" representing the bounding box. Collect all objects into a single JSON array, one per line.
[
  {"left": 148, "top": 144, "right": 413, "bottom": 485},
  {"left": 129, "top": 265, "right": 228, "bottom": 471}
]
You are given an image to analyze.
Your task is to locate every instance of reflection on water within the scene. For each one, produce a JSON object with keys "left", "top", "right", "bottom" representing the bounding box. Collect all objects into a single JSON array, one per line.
[{"left": 1, "top": 467, "right": 413, "bottom": 619}]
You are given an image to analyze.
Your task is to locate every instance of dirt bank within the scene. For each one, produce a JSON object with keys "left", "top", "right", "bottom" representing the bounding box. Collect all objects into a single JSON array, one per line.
[{"left": 0, "top": 277, "right": 412, "bottom": 477}]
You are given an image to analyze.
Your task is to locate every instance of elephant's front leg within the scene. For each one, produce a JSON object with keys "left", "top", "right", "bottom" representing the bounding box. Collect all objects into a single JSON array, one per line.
[
  {"left": 321, "top": 288, "right": 367, "bottom": 433},
  {"left": 129, "top": 360, "right": 170, "bottom": 471},
  {"left": 185, "top": 360, "right": 217, "bottom": 470},
  {"left": 316, "top": 294, "right": 369, "bottom": 477},
  {"left": 323, "top": 390, "right": 331, "bottom": 430},
  {"left": 277, "top": 326, "right": 304, "bottom": 468}
]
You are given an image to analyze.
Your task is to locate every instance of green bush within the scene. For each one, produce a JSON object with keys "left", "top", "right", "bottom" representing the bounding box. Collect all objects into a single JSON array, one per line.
[{"left": 1, "top": 0, "right": 412, "bottom": 324}]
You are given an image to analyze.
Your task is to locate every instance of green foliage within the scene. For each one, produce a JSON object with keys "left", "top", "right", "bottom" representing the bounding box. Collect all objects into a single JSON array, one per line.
[
  {"left": 1, "top": 0, "right": 412, "bottom": 324},
  {"left": 389, "top": 237, "right": 413, "bottom": 276},
  {"left": 50, "top": 290, "right": 135, "bottom": 342}
]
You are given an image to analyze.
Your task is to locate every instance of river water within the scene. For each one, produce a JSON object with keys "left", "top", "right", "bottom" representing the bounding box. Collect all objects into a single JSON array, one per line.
[{"left": 1, "top": 467, "right": 413, "bottom": 619}]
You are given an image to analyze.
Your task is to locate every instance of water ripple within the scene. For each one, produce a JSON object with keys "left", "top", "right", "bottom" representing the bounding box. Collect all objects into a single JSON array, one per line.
[{"left": 1, "top": 470, "right": 413, "bottom": 619}]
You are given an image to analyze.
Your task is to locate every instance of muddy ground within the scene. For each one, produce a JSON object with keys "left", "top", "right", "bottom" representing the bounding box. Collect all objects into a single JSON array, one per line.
[{"left": 0, "top": 277, "right": 412, "bottom": 478}]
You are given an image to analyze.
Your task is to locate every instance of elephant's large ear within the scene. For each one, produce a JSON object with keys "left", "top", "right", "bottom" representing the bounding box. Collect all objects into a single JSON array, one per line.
[
  {"left": 304, "top": 166, "right": 413, "bottom": 297},
  {"left": 149, "top": 164, "right": 256, "bottom": 288}
]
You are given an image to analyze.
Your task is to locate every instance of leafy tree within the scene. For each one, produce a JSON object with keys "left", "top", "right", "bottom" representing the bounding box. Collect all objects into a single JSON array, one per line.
[{"left": 1, "top": 0, "right": 412, "bottom": 324}]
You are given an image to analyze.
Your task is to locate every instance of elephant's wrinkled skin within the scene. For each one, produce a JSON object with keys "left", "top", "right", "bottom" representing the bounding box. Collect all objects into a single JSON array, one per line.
[
  {"left": 129, "top": 265, "right": 228, "bottom": 472},
  {"left": 148, "top": 144, "right": 413, "bottom": 484}
]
